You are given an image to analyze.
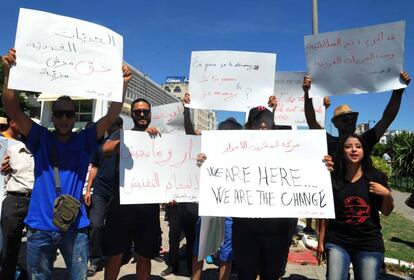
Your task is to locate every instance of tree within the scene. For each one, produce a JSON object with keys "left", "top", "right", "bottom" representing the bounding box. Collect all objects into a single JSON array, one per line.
[{"left": 387, "top": 131, "right": 414, "bottom": 192}]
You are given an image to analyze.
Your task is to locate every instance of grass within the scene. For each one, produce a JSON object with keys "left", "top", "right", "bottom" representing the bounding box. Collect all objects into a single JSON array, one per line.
[{"left": 381, "top": 212, "right": 414, "bottom": 262}]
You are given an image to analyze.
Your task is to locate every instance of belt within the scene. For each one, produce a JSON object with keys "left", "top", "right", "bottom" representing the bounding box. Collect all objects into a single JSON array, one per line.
[{"left": 7, "top": 191, "right": 31, "bottom": 198}]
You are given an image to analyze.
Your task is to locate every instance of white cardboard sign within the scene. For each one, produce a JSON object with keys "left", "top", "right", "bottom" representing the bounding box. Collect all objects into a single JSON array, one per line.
[
  {"left": 274, "top": 72, "right": 325, "bottom": 127},
  {"left": 119, "top": 131, "right": 201, "bottom": 204},
  {"left": 151, "top": 102, "right": 185, "bottom": 134},
  {"left": 188, "top": 51, "right": 276, "bottom": 111},
  {"left": 198, "top": 130, "right": 334, "bottom": 218},
  {"left": 305, "top": 21, "right": 405, "bottom": 97},
  {"left": 9, "top": 8, "right": 124, "bottom": 102}
]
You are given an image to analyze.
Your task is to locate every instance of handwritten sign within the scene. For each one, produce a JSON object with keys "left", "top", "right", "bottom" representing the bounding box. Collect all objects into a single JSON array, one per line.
[
  {"left": 0, "top": 138, "right": 8, "bottom": 252},
  {"left": 8, "top": 8, "right": 124, "bottom": 102},
  {"left": 151, "top": 102, "right": 185, "bottom": 134},
  {"left": 274, "top": 72, "right": 325, "bottom": 127},
  {"left": 305, "top": 21, "right": 405, "bottom": 97},
  {"left": 198, "top": 130, "right": 335, "bottom": 218},
  {"left": 187, "top": 51, "right": 276, "bottom": 111},
  {"left": 119, "top": 131, "right": 201, "bottom": 204}
]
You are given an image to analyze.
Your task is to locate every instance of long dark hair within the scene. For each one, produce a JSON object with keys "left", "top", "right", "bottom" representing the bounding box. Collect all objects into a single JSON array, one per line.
[{"left": 332, "top": 134, "right": 385, "bottom": 190}]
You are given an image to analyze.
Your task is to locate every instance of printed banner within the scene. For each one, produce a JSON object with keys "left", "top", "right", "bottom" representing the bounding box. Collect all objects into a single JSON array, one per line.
[
  {"left": 305, "top": 21, "right": 405, "bottom": 97},
  {"left": 119, "top": 131, "right": 201, "bottom": 204},
  {"left": 274, "top": 72, "right": 325, "bottom": 127},
  {"left": 188, "top": 51, "right": 276, "bottom": 111},
  {"left": 198, "top": 130, "right": 334, "bottom": 218},
  {"left": 9, "top": 8, "right": 124, "bottom": 102}
]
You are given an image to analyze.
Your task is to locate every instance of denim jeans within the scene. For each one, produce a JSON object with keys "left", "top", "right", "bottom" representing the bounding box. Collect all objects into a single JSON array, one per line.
[
  {"left": 325, "top": 242, "right": 384, "bottom": 280},
  {"left": 26, "top": 227, "right": 88, "bottom": 280}
]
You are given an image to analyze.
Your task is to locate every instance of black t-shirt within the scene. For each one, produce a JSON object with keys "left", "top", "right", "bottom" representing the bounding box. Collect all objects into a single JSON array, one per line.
[
  {"left": 326, "top": 172, "right": 387, "bottom": 252},
  {"left": 91, "top": 145, "right": 119, "bottom": 198},
  {"left": 327, "top": 128, "right": 378, "bottom": 157}
]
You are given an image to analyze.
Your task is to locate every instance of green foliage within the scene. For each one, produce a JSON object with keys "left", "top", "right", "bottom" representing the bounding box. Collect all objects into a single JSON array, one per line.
[
  {"left": 389, "top": 176, "right": 414, "bottom": 193},
  {"left": 387, "top": 131, "right": 414, "bottom": 178},
  {"left": 372, "top": 143, "right": 386, "bottom": 157},
  {"left": 372, "top": 156, "right": 392, "bottom": 178}
]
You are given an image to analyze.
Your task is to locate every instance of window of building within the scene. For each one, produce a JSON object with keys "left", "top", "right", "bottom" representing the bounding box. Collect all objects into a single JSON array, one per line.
[
  {"left": 75, "top": 100, "right": 93, "bottom": 122},
  {"left": 174, "top": 86, "right": 181, "bottom": 93},
  {"left": 164, "top": 86, "right": 170, "bottom": 92}
]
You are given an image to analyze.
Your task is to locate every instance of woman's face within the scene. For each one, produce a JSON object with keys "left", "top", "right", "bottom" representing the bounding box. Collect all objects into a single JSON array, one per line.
[{"left": 343, "top": 137, "right": 364, "bottom": 164}]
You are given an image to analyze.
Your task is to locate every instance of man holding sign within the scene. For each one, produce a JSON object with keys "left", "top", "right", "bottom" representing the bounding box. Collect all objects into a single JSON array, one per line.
[{"left": 1, "top": 48, "right": 132, "bottom": 280}]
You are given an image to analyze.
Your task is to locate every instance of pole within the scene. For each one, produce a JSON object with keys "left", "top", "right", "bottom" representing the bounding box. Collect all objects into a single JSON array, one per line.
[{"left": 312, "top": 0, "right": 319, "bottom": 34}]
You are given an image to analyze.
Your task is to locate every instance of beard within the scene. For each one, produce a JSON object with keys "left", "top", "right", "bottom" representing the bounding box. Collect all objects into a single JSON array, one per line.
[{"left": 132, "top": 116, "right": 150, "bottom": 131}]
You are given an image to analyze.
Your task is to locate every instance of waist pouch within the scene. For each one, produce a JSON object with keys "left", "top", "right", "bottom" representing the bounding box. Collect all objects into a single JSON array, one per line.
[{"left": 53, "top": 194, "right": 81, "bottom": 232}]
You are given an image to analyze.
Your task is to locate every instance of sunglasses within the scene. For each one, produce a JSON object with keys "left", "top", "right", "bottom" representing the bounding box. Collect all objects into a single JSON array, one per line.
[
  {"left": 132, "top": 109, "right": 150, "bottom": 117},
  {"left": 53, "top": 110, "right": 76, "bottom": 119},
  {"left": 340, "top": 115, "right": 357, "bottom": 123}
]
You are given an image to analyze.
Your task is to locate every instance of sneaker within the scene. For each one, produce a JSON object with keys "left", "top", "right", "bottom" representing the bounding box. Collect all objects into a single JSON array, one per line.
[{"left": 87, "top": 264, "right": 102, "bottom": 277}]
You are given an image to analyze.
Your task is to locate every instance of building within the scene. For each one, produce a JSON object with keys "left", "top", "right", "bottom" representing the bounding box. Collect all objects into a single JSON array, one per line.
[
  {"left": 37, "top": 62, "right": 179, "bottom": 129},
  {"left": 355, "top": 122, "right": 370, "bottom": 135},
  {"left": 161, "top": 76, "right": 217, "bottom": 131}
]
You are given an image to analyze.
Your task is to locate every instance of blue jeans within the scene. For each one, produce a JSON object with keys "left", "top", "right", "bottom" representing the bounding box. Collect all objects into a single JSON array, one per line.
[
  {"left": 325, "top": 242, "right": 384, "bottom": 280},
  {"left": 26, "top": 227, "right": 88, "bottom": 280}
]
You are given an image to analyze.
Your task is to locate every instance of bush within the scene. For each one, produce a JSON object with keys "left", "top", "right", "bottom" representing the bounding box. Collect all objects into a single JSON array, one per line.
[
  {"left": 372, "top": 156, "right": 392, "bottom": 178},
  {"left": 389, "top": 176, "right": 414, "bottom": 193},
  {"left": 386, "top": 131, "right": 414, "bottom": 178},
  {"left": 372, "top": 143, "right": 386, "bottom": 157}
]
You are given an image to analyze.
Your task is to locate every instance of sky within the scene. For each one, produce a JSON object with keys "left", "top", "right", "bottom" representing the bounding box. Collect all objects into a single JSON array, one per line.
[{"left": 0, "top": 0, "right": 413, "bottom": 134}]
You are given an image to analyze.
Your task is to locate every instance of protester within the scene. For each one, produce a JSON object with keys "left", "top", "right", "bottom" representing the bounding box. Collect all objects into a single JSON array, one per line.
[
  {"left": 162, "top": 93, "right": 199, "bottom": 277},
  {"left": 318, "top": 134, "right": 394, "bottom": 279},
  {"left": 0, "top": 117, "right": 8, "bottom": 132},
  {"left": 102, "top": 98, "right": 160, "bottom": 280},
  {"left": 0, "top": 115, "right": 34, "bottom": 280},
  {"left": 84, "top": 117, "right": 123, "bottom": 277},
  {"left": 1, "top": 47, "right": 132, "bottom": 280},
  {"left": 192, "top": 116, "right": 242, "bottom": 280},
  {"left": 303, "top": 72, "right": 411, "bottom": 156}
]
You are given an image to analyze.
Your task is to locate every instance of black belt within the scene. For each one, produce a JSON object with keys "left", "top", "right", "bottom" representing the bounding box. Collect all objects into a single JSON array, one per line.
[{"left": 7, "top": 191, "right": 31, "bottom": 198}]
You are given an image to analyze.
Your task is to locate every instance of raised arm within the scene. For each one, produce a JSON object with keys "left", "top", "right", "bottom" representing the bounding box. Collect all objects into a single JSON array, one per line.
[
  {"left": 1, "top": 48, "right": 33, "bottom": 136},
  {"left": 95, "top": 64, "right": 132, "bottom": 140},
  {"left": 372, "top": 71, "right": 411, "bottom": 140},
  {"left": 182, "top": 93, "right": 197, "bottom": 135},
  {"left": 303, "top": 76, "right": 322, "bottom": 129}
]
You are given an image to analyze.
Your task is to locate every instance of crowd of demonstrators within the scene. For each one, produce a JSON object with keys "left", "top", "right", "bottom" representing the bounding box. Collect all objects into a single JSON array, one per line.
[
  {"left": 1, "top": 48, "right": 132, "bottom": 280},
  {"left": 0, "top": 43, "right": 412, "bottom": 280}
]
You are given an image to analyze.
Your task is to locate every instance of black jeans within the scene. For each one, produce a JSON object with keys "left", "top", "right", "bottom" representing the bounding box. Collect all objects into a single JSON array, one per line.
[
  {"left": 88, "top": 192, "right": 112, "bottom": 266},
  {"left": 166, "top": 203, "right": 198, "bottom": 274},
  {"left": 0, "top": 193, "right": 30, "bottom": 280}
]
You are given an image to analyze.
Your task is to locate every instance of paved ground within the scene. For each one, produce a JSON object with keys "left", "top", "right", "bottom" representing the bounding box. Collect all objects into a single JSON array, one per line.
[{"left": 391, "top": 189, "right": 414, "bottom": 222}]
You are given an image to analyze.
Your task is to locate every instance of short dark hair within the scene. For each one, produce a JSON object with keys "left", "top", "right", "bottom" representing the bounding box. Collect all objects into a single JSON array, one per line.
[
  {"left": 218, "top": 118, "right": 242, "bottom": 130},
  {"left": 52, "top": 96, "right": 76, "bottom": 111},
  {"left": 130, "top": 98, "right": 151, "bottom": 114}
]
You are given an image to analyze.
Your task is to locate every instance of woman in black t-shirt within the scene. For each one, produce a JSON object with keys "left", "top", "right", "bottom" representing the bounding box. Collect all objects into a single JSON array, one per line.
[{"left": 318, "top": 134, "right": 394, "bottom": 280}]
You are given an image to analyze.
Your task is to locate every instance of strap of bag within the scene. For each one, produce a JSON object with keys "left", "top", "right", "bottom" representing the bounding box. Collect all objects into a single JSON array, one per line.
[{"left": 51, "top": 141, "right": 62, "bottom": 195}]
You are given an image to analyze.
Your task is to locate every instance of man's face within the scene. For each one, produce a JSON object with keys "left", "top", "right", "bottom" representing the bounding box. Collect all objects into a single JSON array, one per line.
[
  {"left": 334, "top": 114, "right": 357, "bottom": 135},
  {"left": 132, "top": 101, "right": 151, "bottom": 129},
  {"left": 52, "top": 100, "right": 76, "bottom": 136}
]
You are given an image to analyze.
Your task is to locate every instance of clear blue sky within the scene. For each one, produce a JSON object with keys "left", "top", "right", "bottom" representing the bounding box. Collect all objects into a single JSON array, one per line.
[{"left": 1, "top": 0, "right": 413, "bottom": 133}]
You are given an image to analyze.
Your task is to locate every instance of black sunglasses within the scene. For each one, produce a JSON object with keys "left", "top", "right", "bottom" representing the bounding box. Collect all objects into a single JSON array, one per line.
[
  {"left": 53, "top": 110, "right": 76, "bottom": 119},
  {"left": 132, "top": 109, "right": 150, "bottom": 117},
  {"left": 340, "top": 115, "right": 357, "bottom": 123}
]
